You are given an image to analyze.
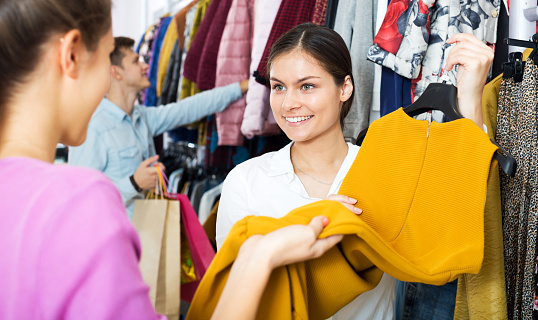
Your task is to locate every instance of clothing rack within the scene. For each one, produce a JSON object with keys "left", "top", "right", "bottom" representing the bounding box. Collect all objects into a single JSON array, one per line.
[
  {"left": 150, "top": 0, "right": 191, "bottom": 24},
  {"left": 509, "top": 0, "right": 538, "bottom": 52}
]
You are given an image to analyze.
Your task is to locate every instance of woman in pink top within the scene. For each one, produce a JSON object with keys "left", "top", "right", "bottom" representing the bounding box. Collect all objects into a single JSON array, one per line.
[{"left": 0, "top": 2, "right": 341, "bottom": 319}]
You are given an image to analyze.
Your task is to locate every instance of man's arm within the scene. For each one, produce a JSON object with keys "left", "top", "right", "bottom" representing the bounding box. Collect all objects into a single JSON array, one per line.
[{"left": 144, "top": 82, "right": 245, "bottom": 136}]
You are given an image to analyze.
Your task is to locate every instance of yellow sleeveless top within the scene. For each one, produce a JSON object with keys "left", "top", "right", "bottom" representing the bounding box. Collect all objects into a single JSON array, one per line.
[{"left": 186, "top": 108, "right": 500, "bottom": 320}]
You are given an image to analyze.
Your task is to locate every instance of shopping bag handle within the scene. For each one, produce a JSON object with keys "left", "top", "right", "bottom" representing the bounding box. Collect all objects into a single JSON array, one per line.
[{"left": 156, "top": 167, "right": 169, "bottom": 198}]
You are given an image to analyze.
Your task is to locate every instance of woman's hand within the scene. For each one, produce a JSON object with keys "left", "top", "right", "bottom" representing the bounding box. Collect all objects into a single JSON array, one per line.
[
  {"left": 213, "top": 216, "right": 342, "bottom": 320},
  {"left": 326, "top": 194, "right": 362, "bottom": 215},
  {"left": 244, "top": 216, "right": 343, "bottom": 270},
  {"left": 445, "top": 33, "right": 494, "bottom": 128}
]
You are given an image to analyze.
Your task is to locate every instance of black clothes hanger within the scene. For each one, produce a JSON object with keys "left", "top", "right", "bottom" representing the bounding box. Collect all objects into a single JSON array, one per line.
[
  {"left": 356, "top": 82, "right": 517, "bottom": 177},
  {"left": 504, "top": 35, "right": 538, "bottom": 65},
  {"left": 502, "top": 51, "right": 525, "bottom": 82}
]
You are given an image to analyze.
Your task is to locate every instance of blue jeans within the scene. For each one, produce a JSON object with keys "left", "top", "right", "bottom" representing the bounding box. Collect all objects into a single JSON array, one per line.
[{"left": 394, "top": 279, "right": 458, "bottom": 320}]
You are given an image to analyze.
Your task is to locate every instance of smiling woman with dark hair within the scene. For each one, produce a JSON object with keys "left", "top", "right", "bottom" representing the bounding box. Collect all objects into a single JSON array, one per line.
[{"left": 216, "top": 22, "right": 494, "bottom": 320}]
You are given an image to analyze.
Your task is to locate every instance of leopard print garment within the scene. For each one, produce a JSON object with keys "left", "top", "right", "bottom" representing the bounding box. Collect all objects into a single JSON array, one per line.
[{"left": 497, "top": 59, "right": 538, "bottom": 320}]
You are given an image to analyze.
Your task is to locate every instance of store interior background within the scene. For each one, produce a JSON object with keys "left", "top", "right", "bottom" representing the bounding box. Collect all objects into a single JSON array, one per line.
[{"left": 112, "top": 0, "right": 185, "bottom": 48}]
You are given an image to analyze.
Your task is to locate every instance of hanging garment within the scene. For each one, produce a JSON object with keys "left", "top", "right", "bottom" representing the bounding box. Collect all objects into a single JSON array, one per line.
[
  {"left": 324, "top": 0, "right": 339, "bottom": 29},
  {"left": 241, "top": 0, "right": 282, "bottom": 139},
  {"left": 146, "top": 16, "right": 173, "bottom": 107},
  {"left": 367, "top": 0, "right": 501, "bottom": 99},
  {"left": 312, "top": 0, "right": 328, "bottom": 25},
  {"left": 333, "top": 0, "right": 378, "bottom": 141},
  {"left": 453, "top": 73, "right": 508, "bottom": 320},
  {"left": 178, "top": 0, "right": 212, "bottom": 145},
  {"left": 253, "top": 0, "right": 318, "bottom": 86},
  {"left": 159, "top": 41, "right": 182, "bottom": 105},
  {"left": 137, "top": 24, "right": 159, "bottom": 105},
  {"left": 182, "top": 0, "right": 234, "bottom": 90},
  {"left": 179, "top": 0, "right": 212, "bottom": 101},
  {"left": 156, "top": 19, "right": 178, "bottom": 98},
  {"left": 174, "top": 0, "right": 200, "bottom": 52},
  {"left": 168, "top": 2, "right": 204, "bottom": 143},
  {"left": 214, "top": 0, "right": 254, "bottom": 146},
  {"left": 497, "top": 59, "right": 538, "bottom": 320},
  {"left": 203, "top": 113, "right": 289, "bottom": 173},
  {"left": 187, "top": 107, "right": 500, "bottom": 320},
  {"left": 202, "top": 200, "right": 220, "bottom": 248}
]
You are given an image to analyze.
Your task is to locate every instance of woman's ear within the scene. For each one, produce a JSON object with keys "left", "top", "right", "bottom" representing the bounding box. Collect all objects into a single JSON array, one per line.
[
  {"left": 59, "top": 29, "right": 83, "bottom": 79},
  {"left": 340, "top": 75, "right": 353, "bottom": 102}
]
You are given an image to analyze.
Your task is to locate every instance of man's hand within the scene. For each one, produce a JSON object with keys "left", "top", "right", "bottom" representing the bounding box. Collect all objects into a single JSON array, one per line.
[
  {"left": 239, "top": 79, "right": 249, "bottom": 94},
  {"left": 132, "top": 155, "right": 166, "bottom": 190}
]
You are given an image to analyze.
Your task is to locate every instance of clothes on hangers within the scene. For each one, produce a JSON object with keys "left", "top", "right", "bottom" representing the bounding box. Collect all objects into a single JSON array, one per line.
[
  {"left": 324, "top": 0, "right": 339, "bottom": 29},
  {"left": 179, "top": 0, "right": 210, "bottom": 101},
  {"left": 333, "top": 0, "right": 378, "bottom": 141},
  {"left": 312, "top": 0, "right": 328, "bottom": 25},
  {"left": 202, "top": 200, "right": 220, "bottom": 248},
  {"left": 156, "top": 18, "right": 178, "bottom": 98},
  {"left": 367, "top": 0, "right": 501, "bottom": 99},
  {"left": 214, "top": 0, "right": 254, "bottom": 146},
  {"left": 240, "top": 0, "right": 281, "bottom": 139},
  {"left": 253, "top": 0, "right": 318, "bottom": 86},
  {"left": 497, "top": 57, "right": 538, "bottom": 320},
  {"left": 453, "top": 70, "right": 509, "bottom": 320},
  {"left": 182, "top": 0, "right": 234, "bottom": 90},
  {"left": 198, "top": 182, "right": 223, "bottom": 224},
  {"left": 146, "top": 16, "right": 173, "bottom": 107}
]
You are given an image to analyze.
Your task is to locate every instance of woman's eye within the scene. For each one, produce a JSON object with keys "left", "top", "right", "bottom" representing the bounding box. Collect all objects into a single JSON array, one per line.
[
  {"left": 273, "top": 84, "right": 285, "bottom": 91},
  {"left": 301, "top": 84, "right": 314, "bottom": 90}
]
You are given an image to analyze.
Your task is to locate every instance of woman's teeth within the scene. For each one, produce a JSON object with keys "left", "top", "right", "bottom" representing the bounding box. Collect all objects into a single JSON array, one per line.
[{"left": 286, "top": 115, "right": 313, "bottom": 123}]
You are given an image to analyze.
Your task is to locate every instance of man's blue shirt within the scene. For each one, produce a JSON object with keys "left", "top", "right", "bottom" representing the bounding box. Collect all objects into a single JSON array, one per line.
[{"left": 69, "top": 83, "right": 242, "bottom": 218}]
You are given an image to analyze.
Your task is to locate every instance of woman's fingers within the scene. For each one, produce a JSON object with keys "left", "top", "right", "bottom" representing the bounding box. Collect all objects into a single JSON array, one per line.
[{"left": 326, "top": 194, "right": 362, "bottom": 214}]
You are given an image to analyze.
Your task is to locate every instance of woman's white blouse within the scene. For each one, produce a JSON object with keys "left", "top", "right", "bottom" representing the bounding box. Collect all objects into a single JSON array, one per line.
[{"left": 216, "top": 141, "right": 394, "bottom": 320}]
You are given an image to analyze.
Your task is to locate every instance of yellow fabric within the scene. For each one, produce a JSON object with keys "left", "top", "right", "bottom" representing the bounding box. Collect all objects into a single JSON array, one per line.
[
  {"left": 186, "top": 108, "right": 500, "bottom": 320},
  {"left": 453, "top": 49, "right": 533, "bottom": 320},
  {"left": 156, "top": 19, "right": 178, "bottom": 97}
]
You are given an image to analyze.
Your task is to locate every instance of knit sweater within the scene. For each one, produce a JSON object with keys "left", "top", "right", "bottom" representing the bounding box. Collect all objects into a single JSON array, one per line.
[{"left": 187, "top": 107, "right": 499, "bottom": 320}]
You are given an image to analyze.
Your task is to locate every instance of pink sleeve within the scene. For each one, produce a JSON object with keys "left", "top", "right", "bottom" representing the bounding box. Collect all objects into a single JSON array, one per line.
[{"left": 37, "top": 178, "right": 166, "bottom": 320}]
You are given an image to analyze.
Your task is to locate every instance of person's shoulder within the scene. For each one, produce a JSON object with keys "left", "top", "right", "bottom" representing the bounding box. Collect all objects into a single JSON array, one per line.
[
  {"left": 2, "top": 158, "right": 123, "bottom": 217},
  {"left": 43, "top": 163, "right": 116, "bottom": 194}
]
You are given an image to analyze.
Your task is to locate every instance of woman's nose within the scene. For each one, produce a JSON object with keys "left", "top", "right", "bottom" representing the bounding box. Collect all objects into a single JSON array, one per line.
[{"left": 281, "top": 90, "right": 301, "bottom": 111}]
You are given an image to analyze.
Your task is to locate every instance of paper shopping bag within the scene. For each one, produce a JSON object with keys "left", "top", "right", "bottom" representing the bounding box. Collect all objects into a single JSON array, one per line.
[{"left": 132, "top": 198, "right": 181, "bottom": 320}]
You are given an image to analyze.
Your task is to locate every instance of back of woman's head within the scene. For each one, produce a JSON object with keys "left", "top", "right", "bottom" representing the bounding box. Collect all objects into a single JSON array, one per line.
[
  {"left": 267, "top": 23, "right": 355, "bottom": 129},
  {"left": 0, "top": 0, "right": 112, "bottom": 109}
]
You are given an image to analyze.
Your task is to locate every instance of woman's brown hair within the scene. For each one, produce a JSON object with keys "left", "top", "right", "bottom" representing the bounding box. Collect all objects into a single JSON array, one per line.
[
  {"left": 0, "top": 0, "right": 112, "bottom": 109},
  {"left": 267, "top": 23, "right": 355, "bottom": 130}
]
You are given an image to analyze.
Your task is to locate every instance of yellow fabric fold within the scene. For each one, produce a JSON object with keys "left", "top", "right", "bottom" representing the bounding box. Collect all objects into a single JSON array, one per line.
[{"left": 187, "top": 107, "right": 499, "bottom": 320}]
